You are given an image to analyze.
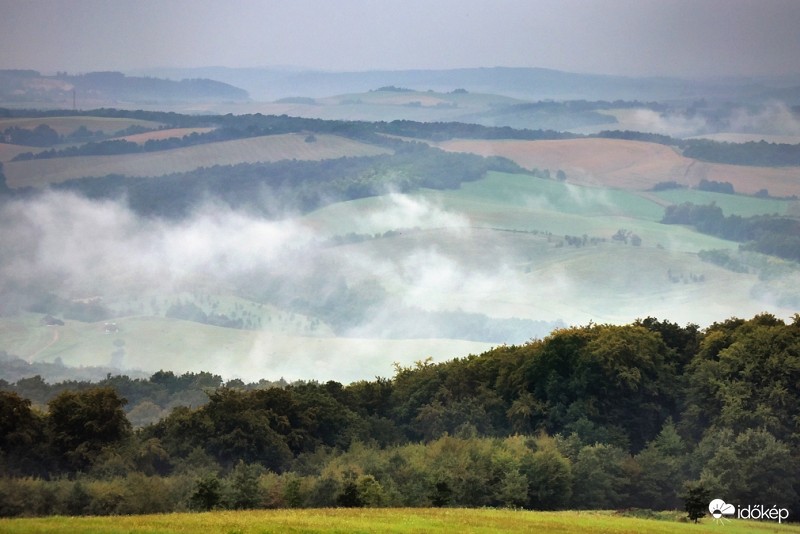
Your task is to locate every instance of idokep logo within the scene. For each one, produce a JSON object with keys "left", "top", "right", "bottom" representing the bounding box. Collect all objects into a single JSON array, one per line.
[
  {"left": 709, "top": 498, "right": 790, "bottom": 524},
  {"left": 709, "top": 499, "right": 735, "bottom": 523}
]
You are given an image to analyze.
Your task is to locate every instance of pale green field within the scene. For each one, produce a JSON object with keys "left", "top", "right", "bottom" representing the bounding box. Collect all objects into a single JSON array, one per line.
[
  {"left": 653, "top": 188, "right": 797, "bottom": 217},
  {"left": 104, "top": 291, "right": 335, "bottom": 338},
  {"left": 0, "top": 313, "right": 492, "bottom": 383},
  {"left": 304, "top": 172, "right": 737, "bottom": 252},
  {"left": 4, "top": 133, "right": 391, "bottom": 188},
  {"left": 1, "top": 508, "right": 798, "bottom": 534},
  {"left": 0, "top": 116, "right": 162, "bottom": 136},
  {"left": 301, "top": 170, "right": 794, "bottom": 328}
]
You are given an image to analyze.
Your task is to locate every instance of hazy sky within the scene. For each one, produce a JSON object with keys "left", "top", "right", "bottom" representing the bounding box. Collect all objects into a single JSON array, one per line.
[{"left": 2, "top": 0, "right": 800, "bottom": 78}]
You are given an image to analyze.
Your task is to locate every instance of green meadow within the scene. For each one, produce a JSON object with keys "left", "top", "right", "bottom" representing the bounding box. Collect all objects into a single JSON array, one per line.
[
  {"left": 305, "top": 171, "right": 737, "bottom": 251},
  {"left": 2, "top": 508, "right": 799, "bottom": 534},
  {"left": 653, "top": 188, "right": 798, "bottom": 217}
]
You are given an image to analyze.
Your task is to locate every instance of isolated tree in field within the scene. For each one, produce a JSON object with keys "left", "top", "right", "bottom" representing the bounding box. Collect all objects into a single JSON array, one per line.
[{"left": 683, "top": 481, "right": 710, "bottom": 523}]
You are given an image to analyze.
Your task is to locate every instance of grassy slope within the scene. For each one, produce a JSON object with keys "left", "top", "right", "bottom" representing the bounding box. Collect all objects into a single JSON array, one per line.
[
  {"left": 3, "top": 169, "right": 796, "bottom": 380},
  {"left": 305, "top": 171, "right": 735, "bottom": 250},
  {"left": 303, "top": 171, "right": 792, "bottom": 326},
  {"left": 653, "top": 188, "right": 797, "bottom": 217},
  {"left": 1, "top": 508, "right": 798, "bottom": 534},
  {"left": 4, "top": 133, "right": 391, "bottom": 188}
]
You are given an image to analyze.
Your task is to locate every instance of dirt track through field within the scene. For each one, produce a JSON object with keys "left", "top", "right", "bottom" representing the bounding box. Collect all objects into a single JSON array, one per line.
[{"left": 29, "top": 327, "right": 60, "bottom": 361}]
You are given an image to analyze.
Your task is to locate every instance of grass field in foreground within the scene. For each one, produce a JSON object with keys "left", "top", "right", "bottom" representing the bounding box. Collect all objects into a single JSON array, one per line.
[{"left": 2, "top": 508, "right": 799, "bottom": 534}]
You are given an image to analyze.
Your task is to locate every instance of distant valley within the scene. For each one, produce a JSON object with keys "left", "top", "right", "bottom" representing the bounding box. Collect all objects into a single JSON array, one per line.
[{"left": 1, "top": 68, "right": 799, "bottom": 383}]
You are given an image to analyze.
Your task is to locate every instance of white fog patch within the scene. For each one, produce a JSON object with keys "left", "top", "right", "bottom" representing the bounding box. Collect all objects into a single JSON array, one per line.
[
  {"left": 0, "top": 192, "right": 157, "bottom": 294},
  {"left": 0, "top": 191, "right": 328, "bottom": 302},
  {"left": 365, "top": 193, "right": 470, "bottom": 233},
  {"left": 396, "top": 247, "right": 516, "bottom": 312},
  {"left": 728, "top": 101, "right": 800, "bottom": 136},
  {"left": 4, "top": 186, "right": 795, "bottom": 383},
  {"left": 623, "top": 109, "right": 710, "bottom": 138},
  {"left": 158, "top": 206, "right": 316, "bottom": 277},
  {"left": 563, "top": 182, "right": 614, "bottom": 209},
  {"left": 617, "top": 102, "right": 800, "bottom": 139}
]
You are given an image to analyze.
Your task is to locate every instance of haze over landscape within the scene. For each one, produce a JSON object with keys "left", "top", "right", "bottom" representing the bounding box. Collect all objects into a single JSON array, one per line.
[
  {"left": 1, "top": 0, "right": 799, "bottom": 385},
  {"left": 3, "top": 0, "right": 800, "bottom": 78},
  {"left": 5, "top": 1, "right": 800, "bottom": 528}
]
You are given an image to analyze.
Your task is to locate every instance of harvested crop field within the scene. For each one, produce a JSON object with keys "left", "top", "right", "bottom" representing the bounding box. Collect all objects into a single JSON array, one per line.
[
  {"left": 0, "top": 142, "right": 40, "bottom": 162},
  {"left": 436, "top": 138, "right": 800, "bottom": 197},
  {"left": 0, "top": 116, "right": 162, "bottom": 136},
  {"left": 4, "top": 133, "right": 392, "bottom": 188}
]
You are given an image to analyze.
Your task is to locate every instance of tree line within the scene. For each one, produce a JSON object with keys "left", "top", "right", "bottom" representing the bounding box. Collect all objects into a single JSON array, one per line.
[
  {"left": 4, "top": 107, "right": 799, "bottom": 168},
  {"left": 1, "top": 313, "right": 799, "bottom": 517},
  {"left": 661, "top": 202, "right": 800, "bottom": 262},
  {"left": 52, "top": 141, "right": 525, "bottom": 219}
]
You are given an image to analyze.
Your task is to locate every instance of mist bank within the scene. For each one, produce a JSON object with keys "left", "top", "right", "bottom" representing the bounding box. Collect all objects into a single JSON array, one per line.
[
  {"left": 0, "top": 190, "right": 550, "bottom": 381},
  {"left": 1, "top": 182, "right": 797, "bottom": 383}
]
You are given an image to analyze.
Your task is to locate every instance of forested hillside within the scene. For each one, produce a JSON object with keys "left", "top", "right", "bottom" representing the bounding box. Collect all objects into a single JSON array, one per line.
[{"left": 2, "top": 313, "right": 798, "bottom": 517}]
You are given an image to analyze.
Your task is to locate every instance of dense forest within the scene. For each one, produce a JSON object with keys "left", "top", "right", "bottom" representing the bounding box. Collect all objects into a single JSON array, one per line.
[{"left": 1, "top": 314, "right": 798, "bottom": 517}]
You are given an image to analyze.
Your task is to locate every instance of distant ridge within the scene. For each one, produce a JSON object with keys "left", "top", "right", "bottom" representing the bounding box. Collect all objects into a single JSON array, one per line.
[
  {"left": 0, "top": 69, "right": 249, "bottom": 105},
  {"left": 130, "top": 65, "right": 800, "bottom": 103}
]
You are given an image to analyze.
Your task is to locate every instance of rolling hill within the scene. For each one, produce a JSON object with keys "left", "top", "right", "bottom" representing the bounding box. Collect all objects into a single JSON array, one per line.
[
  {"left": 434, "top": 137, "right": 800, "bottom": 197},
  {"left": 3, "top": 133, "right": 392, "bottom": 188},
  {"left": 0, "top": 70, "right": 249, "bottom": 107},
  {"left": 1, "top": 111, "right": 799, "bottom": 384}
]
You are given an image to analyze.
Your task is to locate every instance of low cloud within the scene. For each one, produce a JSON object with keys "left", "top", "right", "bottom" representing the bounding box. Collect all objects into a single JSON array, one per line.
[
  {"left": 611, "top": 102, "right": 800, "bottom": 139},
  {"left": 621, "top": 109, "right": 709, "bottom": 138},
  {"left": 364, "top": 193, "right": 470, "bottom": 233},
  {"left": 0, "top": 190, "right": 515, "bottom": 380},
  {"left": 2, "top": 186, "right": 796, "bottom": 383},
  {"left": 728, "top": 101, "right": 800, "bottom": 136}
]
